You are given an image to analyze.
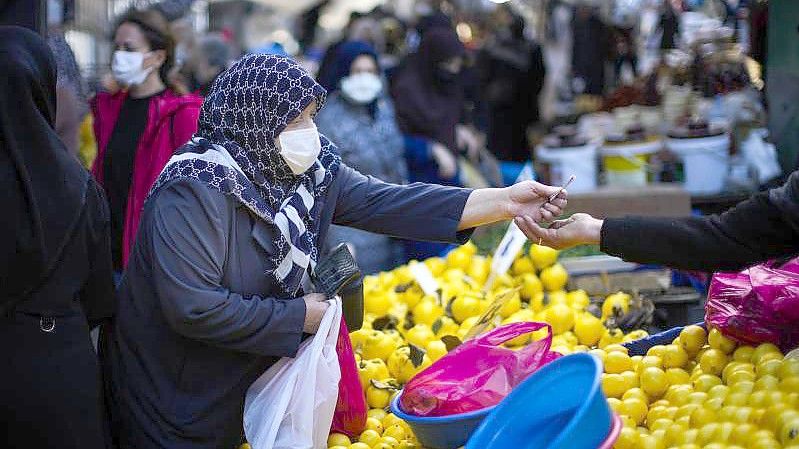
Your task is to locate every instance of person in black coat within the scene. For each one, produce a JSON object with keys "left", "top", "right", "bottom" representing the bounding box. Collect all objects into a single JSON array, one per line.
[
  {"left": 479, "top": 10, "right": 546, "bottom": 163},
  {"left": 516, "top": 171, "right": 799, "bottom": 273},
  {"left": 0, "top": 26, "right": 115, "bottom": 448},
  {"left": 571, "top": 4, "right": 610, "bottom": 96}
]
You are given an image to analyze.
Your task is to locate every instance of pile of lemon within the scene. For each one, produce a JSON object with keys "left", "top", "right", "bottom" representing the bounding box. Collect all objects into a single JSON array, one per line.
[
  {"left": 600, "top": 325, "right": 799, "bottom": 449},
  {"left": 325, "top": 241, "right": 656, "bottom": 449}
]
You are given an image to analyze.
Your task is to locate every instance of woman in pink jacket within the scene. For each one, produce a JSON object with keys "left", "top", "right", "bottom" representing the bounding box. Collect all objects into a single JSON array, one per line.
[{"left": 91, "top": 9, "right": 202, "bottom": 271}]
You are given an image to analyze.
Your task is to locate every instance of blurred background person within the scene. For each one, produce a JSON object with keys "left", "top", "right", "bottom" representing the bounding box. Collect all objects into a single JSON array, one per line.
[
  {"left": 48, "top": 31, "right": 88, "bottom": 160},
  {"left": 91, "top": 9, "right": 202, "bottom": 274},
  {"left": 390, "top": 24, "right": 468, "bottom": 260},
  {"left": 316, "top": 41, "right": 408, "bottom": 273},
  {"left": 187, "top": 33, "right": 232, "bottom": 96},
  {"left": 611, "top": 16, "right": 639, "bottom": 86},
  {"left": 0, "top": 26, "right": 115, "bottom": 449},
  {"left": 659, "top": 0, "right": 680, "bottom": 51},
  {"left": 478, "top": 7, "right": 546, "bottom": 185},
  {"left": 571, "top": 1, "right": 610, "bottom": 95}
]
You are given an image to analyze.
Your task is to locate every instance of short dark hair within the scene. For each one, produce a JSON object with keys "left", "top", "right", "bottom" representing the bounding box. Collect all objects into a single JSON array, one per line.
[
  {"left": 199, "top": 35, "right": 230, "bottom": 69},
  {"left": 114, "top": 9, "right": 175, "bottom": 85}
]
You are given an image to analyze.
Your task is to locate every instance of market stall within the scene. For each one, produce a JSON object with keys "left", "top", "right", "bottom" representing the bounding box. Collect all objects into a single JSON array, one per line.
[{"left": 296, "top": 239, "right": 799, "bottom": 449}]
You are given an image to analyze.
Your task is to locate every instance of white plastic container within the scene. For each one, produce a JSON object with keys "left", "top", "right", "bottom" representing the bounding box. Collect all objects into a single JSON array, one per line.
[
  {"left": 600, "top": 139, "right": 662, "bottom": 187},
  {"left": 535, "top": 142, "right": 599, "bottom": 193},
  {"left": 667, "top": 134, "right": 730, "bottom": 195}
]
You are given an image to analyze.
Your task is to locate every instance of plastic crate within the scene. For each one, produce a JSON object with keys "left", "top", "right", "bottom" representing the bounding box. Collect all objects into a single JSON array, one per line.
[{"left": 622, "top": 322, "right": 705, "bottom": 356}]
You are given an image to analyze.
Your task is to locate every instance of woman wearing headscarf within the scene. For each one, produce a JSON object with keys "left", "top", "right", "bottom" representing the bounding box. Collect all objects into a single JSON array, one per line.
[
  {"left": 104, "top": 53, "right": 566, "bottom": 449},
  {"left": 316, "top": 41, "right": 408, "bottom": 273},
  {"left": 390, "top": 25, "right": 473, "bottom": 259},
  {"left": 91, "top": 9, "right": 202, "bottom": 273},
  {"left": 0, "top": 26, "right": 115, "bottom": 448}
]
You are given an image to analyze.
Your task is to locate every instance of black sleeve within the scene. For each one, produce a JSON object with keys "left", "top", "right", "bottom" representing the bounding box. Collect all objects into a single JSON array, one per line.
[
  {"left": 600, "top": 173, "right": 799, "bottom": 272},
  {"left": 79, "top": 179, "right": 116, "bottom": 329}
]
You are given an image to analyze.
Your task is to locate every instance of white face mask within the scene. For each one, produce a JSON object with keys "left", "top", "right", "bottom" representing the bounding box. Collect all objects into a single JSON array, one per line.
[
  {"left": 340, "top": 72, "right": 383, "bottom": 104},
  {"left": 112, "top": 50, "right": 154, "bottom": 86},
  {"left": 277, "top": 124, "right": 322, "bottom": 175}
]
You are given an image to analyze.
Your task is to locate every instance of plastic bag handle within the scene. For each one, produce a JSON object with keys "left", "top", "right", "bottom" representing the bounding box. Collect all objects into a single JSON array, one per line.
[{"left": 471, "top": 321, "right": 552, "bottom": 347}]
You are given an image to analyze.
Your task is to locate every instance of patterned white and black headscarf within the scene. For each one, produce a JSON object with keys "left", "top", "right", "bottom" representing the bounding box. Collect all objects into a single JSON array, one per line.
[{"left": 150, "top": 53, "right": 341, "bottom": 296}]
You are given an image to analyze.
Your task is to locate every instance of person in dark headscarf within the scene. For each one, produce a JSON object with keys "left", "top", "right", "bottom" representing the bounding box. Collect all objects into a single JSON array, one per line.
[
  {"left": 104, "top": 53, "right": 567, "bottom": 449},
  {"left": 391, "top": 26, "right": 465, "bottom": 181},
  {"left": 390, "top": 25, "right": 470, "bottom": 260},
  {"left": 0, "top": 25, "right": 115, "bottom": 449},
  {"left": 48, "top": 31, "right": 89, "bottom": 157},
  {"left": 316, "top": 41, "right": 408, "bottom": 273},
  {"left": 478, "top": 10, "right": 546, "bottom": 166},
  {"left": 571, "top": 3, "right": 610, "bottom": 95}
]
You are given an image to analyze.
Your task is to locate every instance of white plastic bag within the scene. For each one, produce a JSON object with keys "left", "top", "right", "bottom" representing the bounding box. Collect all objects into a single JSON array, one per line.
[{"left": 243, "top": 298, "right": 342, "bottom": 449}]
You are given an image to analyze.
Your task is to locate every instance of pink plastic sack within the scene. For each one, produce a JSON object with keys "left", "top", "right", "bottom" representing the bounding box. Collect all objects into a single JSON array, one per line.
[
  {"left": 706, "top": 258, "right": 799, "bottom": 352},
  {"left": 400, "top": 321, "right": 561, "bottom": 417},
  {"left": 330, "top": 318, "right": 368, "bottom": 436}
]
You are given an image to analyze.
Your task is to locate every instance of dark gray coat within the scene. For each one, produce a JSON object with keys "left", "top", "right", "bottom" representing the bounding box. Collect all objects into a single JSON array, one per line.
[{"left": 105, "top": 164, "right": 472, "bottom": 449}]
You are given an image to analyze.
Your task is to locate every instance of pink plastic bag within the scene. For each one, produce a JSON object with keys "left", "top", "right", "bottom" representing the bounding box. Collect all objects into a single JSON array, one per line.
[
  {"left": 399, "top": 321, "right": 561, "bottom": 417},
  {"left": 330, "top": 318, "right": 368, "bottom": 436},
  {"left": 706, "top": 258, "right": 799, "bottom": 352}
]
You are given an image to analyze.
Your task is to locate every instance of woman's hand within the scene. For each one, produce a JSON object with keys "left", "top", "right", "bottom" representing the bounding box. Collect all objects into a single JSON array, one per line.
[
  {"left": 431, "top": 142, "right": 458, "bottom": 179},
  {"left": 515, "top": 213, "right": 604, "bottom": 250},
  {"left": 506, "top": 180, "right": 568, "bottom": 223},
  {"left": 302, "top": 293, "right": 329, "bottom": 334},
  {"left": 458, "top": 181, "right": 567, "bottom": 231}
]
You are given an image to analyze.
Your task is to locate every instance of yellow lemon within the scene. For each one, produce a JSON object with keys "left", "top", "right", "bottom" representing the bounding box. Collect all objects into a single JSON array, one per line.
[
  {"left": 450, "top": 295, "right": 480, "bottom": 324},
  {"left": 621, "top": 397, "right": 649, "bottom": 425},
  {"left": 574, "top": 313, "right": 604, "bottom": 346},
  {"left": 511, "top": 256, "right": 535, "bottom": 276},
  {"left": 598, "top": 328, "right": 625, "bottom": 349},
  {"left": 404, "top": 324, "right": 435, "bottom": 348},
  {"left": 445, "top": 248, "right": 471, "bottom": 270},
  {"left": 383, "top": 424, "right": 408, "bottom": 442},
  {"left": 519, "top": 273, "right": 543, "bottom": 301},
  {"left": 567, "top": 289, "right": 591, "bottom": 310},
  {"left": 327, "top": 433, "right": 351, "bottom": 448},
  {"left": 602, "top": 373, "right": 630, "bottom": 398},
  {"left": 733, "top": 345, "right": 756, "bottom": 362},
  {"left": 366, "top": 386, "right": 393, "bottom": 409},
  {"left": 365, "top": 417, "right": 384, "bottom": 433},
  {"left": 540, "top": 263, "right": 568, "bottom": 291},
  {"left": 529, "top": 244, "right": 559, "bottom": 270},
  {"left": 432, "top": 316, "right": 459, "bottom": 338},
  {"left": 412, "top": 299, "right": 443, "bottom": 327},
  {"left": 641, "top": 367, "right": 669, "bottom": 398},
  {"left": 708, "top": 327, "right": 737, "bottom": 354},
  {"left": 498, "top": 291, "right": 522, "bottom": 319},
  {"left": 425, "top": 340, "right": 447, "bottom": 362},
  {"left": 699, "top": 348, "right": 729, "bottom": 376},
  {"left": 367, "top": 408, "right": 388, "bottom": 421},
  {"left": 601, "top": 292, "right": 631, "bottom": 320},
  {"left": 605, "top": 351, "right": 634, "bottom": 374},
  {"left": 365, "top": 292, "right": 392, "bottom": 316},
  {"left": 662, "top": 344, "right": 690, "bottom": 369},
  {"left": 545, "top": 303, "right": 575, "bottom": 335},
  {"left": 349, "top": 444, "right": 371, "bottom": 449},
  {"left": 359, "top": 429, "right": 382, "bottom": 447},
  {"left": 679, "top": 325, "right": 707, "bottom": 355}
]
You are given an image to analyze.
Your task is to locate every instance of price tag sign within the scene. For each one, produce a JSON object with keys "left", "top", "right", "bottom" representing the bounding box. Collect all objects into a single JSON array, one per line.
[
  {"left": 484, "top": 163, "right": 534, "bottom": 291},
  {"left": 408, "top": 261, "right": 440, "bottom": 297}
]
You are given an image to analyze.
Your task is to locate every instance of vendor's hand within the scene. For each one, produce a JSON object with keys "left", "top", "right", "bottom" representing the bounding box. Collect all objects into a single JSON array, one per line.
[
  {"left": 302, "top": 293, "right": 329, "bottom": 334},
  {"left": 506, "top": 180, "right": 568, "bottom": 223},
  {"left": 431, "top": 142, "right": 458, "bottom": 179},
  {"left": 515, "top": 213, "right": 604, "bottom": 250}
]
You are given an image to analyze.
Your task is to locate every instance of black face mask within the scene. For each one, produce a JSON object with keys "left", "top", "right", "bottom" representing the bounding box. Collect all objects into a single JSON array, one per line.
[{"left": 435, "top": 68, "right": 460, "bottom": 84}]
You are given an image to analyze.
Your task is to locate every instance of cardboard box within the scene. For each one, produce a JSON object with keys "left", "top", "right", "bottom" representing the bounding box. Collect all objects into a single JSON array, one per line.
[{"left": 565, "top": 184, "right": 691, "bottom": 219}]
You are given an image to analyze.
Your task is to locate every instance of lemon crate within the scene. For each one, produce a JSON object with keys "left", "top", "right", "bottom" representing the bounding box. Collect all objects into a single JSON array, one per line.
[{"left": 622, "top": 322, "right": 706, "bottom": 357}]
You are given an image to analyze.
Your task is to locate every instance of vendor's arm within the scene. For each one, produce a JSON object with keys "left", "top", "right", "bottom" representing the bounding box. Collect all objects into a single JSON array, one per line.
[
  {"left": 334, "top": 164, "right": 566, "bottom": 242},
  {"left": 517, "top": 172, "right": 799, "bottom": 272},
  {"left": 150, "top": 180, "right": 326, "bottom": 358}
]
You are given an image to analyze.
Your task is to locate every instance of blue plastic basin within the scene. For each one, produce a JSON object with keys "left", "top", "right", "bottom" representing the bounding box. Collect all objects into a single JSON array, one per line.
[
  {"left": 465, "top": 353, "right": 612, "bottom": 449},
  {"left": 390, "top": 392, "right": 494, "bottom": 449}
]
